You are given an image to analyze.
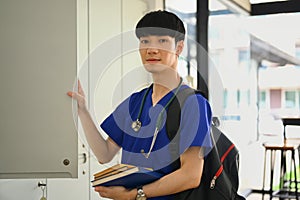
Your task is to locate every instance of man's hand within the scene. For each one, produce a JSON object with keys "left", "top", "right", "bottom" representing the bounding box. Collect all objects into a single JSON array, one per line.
[
  {"left": 67, "top": 80, "right": 87, "bottom": 112},
  {"left": 94, "top": 186, "right": 137, "bottom": 200}
]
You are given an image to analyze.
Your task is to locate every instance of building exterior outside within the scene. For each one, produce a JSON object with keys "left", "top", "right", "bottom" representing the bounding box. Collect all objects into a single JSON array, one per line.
[{"left": 166, "top": 0, "right": 300, "bottom": 191}]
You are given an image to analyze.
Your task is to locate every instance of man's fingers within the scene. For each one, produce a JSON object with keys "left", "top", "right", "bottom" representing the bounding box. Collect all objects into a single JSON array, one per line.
[
  {"left": 78, "top": 79, "right": 82, "bottom": 89},
  {"left": 77, "top": 80, "right": 85, "bottom": 96},
  {"left": 67, "top": 91, "right": 73, "bottom": 97},
  {"left": 67, "top": 91, "right": 81, "bottom": 100}
]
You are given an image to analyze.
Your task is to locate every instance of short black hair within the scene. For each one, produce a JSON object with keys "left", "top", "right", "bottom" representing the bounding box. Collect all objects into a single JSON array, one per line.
[{"left": 135, "top": 10, "right": 185, "bottom": 43}]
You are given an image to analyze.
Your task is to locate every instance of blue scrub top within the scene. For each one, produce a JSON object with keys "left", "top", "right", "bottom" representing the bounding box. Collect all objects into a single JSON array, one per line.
[{"left": 100, "top": 85, "right": 212, "bottom": 200}]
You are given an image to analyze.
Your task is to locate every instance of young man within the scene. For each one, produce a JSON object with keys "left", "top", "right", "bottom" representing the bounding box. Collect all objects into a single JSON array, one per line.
[{"left": 68, "top": 10, "right": 212, "bottom": 200}]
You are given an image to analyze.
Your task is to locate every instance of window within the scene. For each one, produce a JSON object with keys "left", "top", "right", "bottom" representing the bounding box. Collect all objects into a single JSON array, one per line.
[
  {"left": 223, "top": 89, "right": 228, "bottom": 108},
  {"left": 270, "top": 89, "right": 281, "bottom": 109},
  {"left": 238, "top": 49, "right": 249, "bottom": 63},
  {"left": 259, "top": 91, "right": 266, "bottom": 108},
  {"left": 237, "top": 89, "right": 241, "bottom": 107},
  {"left": 296, "top": 47, "right": 300, "bottom": 67},
  {"left": 285, "top": 91, "right": 296, "bottom": 108},
  {"left": 298, "top": 90, "right": 300, "bottom": 109},
  {"left": 247, "top": 89, "right": 251, "bottom": 105}
]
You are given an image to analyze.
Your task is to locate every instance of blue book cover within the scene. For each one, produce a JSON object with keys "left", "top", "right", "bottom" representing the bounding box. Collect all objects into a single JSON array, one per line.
[{"left": 91, "top": 164, "right": 164, "bottom": 189}]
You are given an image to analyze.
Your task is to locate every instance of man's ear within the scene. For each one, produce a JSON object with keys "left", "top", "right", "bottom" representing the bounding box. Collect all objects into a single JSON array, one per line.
[{"left": 176, "top": 40, "right": 184, "bottom": 56}]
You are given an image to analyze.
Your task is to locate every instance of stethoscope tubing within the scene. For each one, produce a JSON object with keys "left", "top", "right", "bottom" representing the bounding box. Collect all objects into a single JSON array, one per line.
[{"left": 132, "top": 77, "right": 183, "bottom": 158}]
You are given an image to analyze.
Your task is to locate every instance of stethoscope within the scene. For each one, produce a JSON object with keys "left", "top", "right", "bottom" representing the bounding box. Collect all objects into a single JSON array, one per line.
[{"left": 131, "top": 77, "right": 183, "bottom": 158}]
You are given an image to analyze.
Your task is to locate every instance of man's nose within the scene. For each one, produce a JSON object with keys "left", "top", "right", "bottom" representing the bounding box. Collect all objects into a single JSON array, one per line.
[{"left": 146, "top": 46, "right": 159, "bottom": 54}]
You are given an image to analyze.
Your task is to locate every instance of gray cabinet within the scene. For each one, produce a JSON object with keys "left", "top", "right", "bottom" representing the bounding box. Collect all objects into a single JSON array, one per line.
[{"left": 0, "top": 0, "right": 78, "bottom": 178}]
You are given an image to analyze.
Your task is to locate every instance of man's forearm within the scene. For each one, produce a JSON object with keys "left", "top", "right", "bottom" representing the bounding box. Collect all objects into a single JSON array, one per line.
[{"left": 78, "top": 108, "right": 116, "bottom": 163}]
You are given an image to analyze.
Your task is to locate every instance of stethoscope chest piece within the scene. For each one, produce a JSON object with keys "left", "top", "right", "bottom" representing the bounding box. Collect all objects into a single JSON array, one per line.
[
  {"left": 131, "top": 120, "right": 142, "bottom": 132},
  {"left": 132, "top": 77, "right": 183, "bottom": 157}
]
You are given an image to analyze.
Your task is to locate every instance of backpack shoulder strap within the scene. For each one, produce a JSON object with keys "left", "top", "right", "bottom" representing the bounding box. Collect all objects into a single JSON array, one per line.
[
  {"left": 166, "top": 87, "right": 197, "bottom": 141},
  {"left": 166, "top": 87, "right": 205, "bottom": 170}
]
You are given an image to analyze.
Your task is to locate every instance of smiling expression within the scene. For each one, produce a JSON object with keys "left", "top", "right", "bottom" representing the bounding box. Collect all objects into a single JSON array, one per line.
[{"left": 139, "top": 35, "right": 183, "bottom": 74}]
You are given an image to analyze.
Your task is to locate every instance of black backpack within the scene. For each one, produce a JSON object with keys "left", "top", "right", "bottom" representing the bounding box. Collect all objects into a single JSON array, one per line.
[{"left": 166, "top": 87, "right": 245, "bottom": 200}]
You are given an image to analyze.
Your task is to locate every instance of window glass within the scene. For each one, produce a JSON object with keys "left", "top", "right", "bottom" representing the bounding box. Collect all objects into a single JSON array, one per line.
[
  {"left": 237, "top": 89, "right": 241, "bottom": 107},
  {"left": 285, "top": 91, "right": 296, "bottom": 108},
  {"left": 259, "top": 91, "right": 266, "bottom": 108},
  {"left": 296, "top": 47, "right": 300, "bottom": 60},
  {"left": 165, "top": 0, "right": 300, "bottom": 193},
  {"left": 165, "top": 1, "right": 197, "bottom": 88},
  {"left": 223, "top": 89, "right": 228, "bottom": 108},
  {"left": 298, "top": 90, "right": 300, "bottom": 109}
]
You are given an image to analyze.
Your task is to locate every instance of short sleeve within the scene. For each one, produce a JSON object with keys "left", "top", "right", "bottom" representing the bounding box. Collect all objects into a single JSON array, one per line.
[
  {"left": 100, "top": 97, "right": 131, "bottom": 147},
  {"left": 179, "top": 93, "right": 212, "bottom": 154}
]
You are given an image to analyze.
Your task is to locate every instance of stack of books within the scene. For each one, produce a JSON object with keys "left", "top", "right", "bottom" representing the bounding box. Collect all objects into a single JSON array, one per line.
[{"left": 91, "top": 164, "right": 163, "bottom": 189}]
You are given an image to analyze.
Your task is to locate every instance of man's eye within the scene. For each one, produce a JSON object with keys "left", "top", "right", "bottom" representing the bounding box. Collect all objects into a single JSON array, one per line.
[
  {"left": 159, "top": 39, "right": 168, "bottom": 43},
  {"left": 140, "top": 40, "right": 149, "bottom": 44}
]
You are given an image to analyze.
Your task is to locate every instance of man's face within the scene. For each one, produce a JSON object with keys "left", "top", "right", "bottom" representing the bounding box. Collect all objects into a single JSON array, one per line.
[{"left": 139, "top": 35, "right": 182, "bottom": 74}]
